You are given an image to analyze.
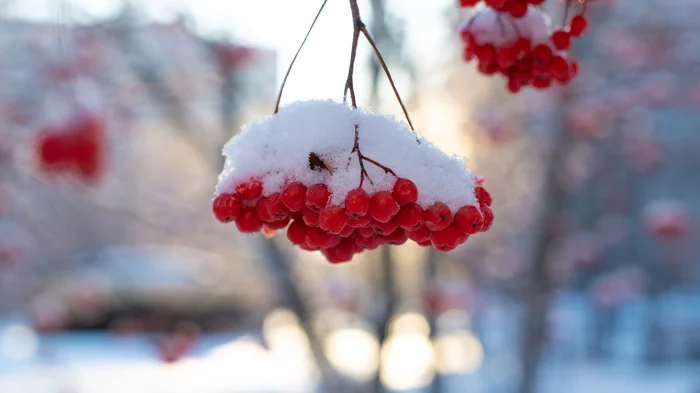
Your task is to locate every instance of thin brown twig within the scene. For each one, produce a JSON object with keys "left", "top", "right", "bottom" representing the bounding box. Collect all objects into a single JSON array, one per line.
[
  {"left": 346, "top": 0, "right": 419, "bottom": 143},
  {"left": 563, "top": 0, "right": 572, "bottom": 27},
  {"left": 362, "top": 156, "right": 396, "bottom": 176},
  {"left": 351, "top": 124, "right": 373, "bottom": 187},
  {"left": 274, "top": 0, "right": 329, "bottom": 114},
  {"left": 344, "top": 28, "right": 361, "bottom": 108},
  {"left": 360, "top": 24, "right": 418, "bottom": 138}
]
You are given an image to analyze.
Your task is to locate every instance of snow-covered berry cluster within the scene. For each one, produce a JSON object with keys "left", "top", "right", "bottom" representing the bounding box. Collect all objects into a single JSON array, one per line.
[
  {"left": 35, "top": 110, "right": 106, "bottom": 183},
  {"left": 458, "top": 1, "right": 589, "bottom": 93},
  {"left": 213, "top": 100, "right": 493, "bottom": 264}
]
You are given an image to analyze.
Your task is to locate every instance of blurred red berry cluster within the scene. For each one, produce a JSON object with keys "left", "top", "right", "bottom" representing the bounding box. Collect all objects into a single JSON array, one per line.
[
  {"left": 35, "top": 110, "right": 106, "bottom": 183},
  {"left": 458, "top": 0, "right": 589, "bottom": 92}
]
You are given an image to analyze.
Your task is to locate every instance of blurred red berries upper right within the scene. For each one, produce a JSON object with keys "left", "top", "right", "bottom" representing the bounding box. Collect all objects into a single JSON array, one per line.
[{"left": 458, "top": 0, "right": 590, "bottom": 93}]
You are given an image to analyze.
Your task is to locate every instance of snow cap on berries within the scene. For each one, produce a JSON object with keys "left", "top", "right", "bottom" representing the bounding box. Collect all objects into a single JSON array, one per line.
[
  {"left": 216, "top": 99, "right": 480, "bottom": 212},
  {"left": 459, "top": 3, "right": 551, "bottom": 47}
]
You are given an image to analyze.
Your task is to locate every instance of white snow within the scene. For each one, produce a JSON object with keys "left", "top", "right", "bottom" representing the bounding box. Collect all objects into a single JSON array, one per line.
[
  {"left": 459, "top": 4, "right": 551, "bottom": 47},
  {"left": 216, "top": 99, "right": 480, "bottom": 212}
]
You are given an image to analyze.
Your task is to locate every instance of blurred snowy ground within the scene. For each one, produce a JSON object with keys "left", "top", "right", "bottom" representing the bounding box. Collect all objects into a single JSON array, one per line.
[{"left": 2, "top": 291, "right": 699, "bottom": 393}]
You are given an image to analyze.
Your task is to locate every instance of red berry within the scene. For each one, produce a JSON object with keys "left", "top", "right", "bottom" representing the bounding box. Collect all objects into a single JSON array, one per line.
[
  {"left": 476, "top": 44, "right": 497, "bottom": 63},
  {"left": 454, "top": 205, "right": 484, "bottom": 234},
  {"left": 569, "top": 15, "right": 588, "bottom": 38},
  {"left": 369, "top": 191, "right": 400, "bottom": 223},
  {"left": 235, "top": 208, "right": 262, "bottom": 233},
  {"left": 513, "top": 38, "right": 532, "bottom": 58},
  {"left": 319, "top": 206, "right": 349, "bottom": 234},
  {"left": 417, "top": 239, "right": 433, "bottom": 247},
  {"left": 266, "top": 193, "right": 288, "bottom": 220},
  {"left": 345, "top": 188, "right": 371, "bottom": 217},
  {"left": 506, "top": 1, "right": 528, "bottom": 18},
  {"left": 339, "top": 225, "right": 355, "bottom": 238},
  {"left": 532, "top": 74, "right": 552, "bottom": 90},
  {"left": 306, "top": 227, "right": 335, "bottom": 250},
  {"left": 474, "top": 186, "right": 493, "bottom": 206},
  {"left": 305, "top": 184, "right": 330, "bottom": 212},
  {"left": 347, "top": 213, "right": 372, "bottom": 228},
  {"left": 485, "top": 0, "right": 505, "bottom": 7},
  {"left": 532, "top": 44, "right": 553, "bottom": 64},
  {"left": 383, "top": 229, "right": 408, "bottom": 245},
  {"left": 212, "top": 193, "right": 241, "bottom": 223},
  {"left": 392, "top": 178, "right": 418, "bottom": 205},
  {"left": 373, "top": 217, "right": 400, "bottom": 236},
  {"left": 481, "top": 205, "right": 494, "bottom": 231},
  {"left": 430, "top": 224, "right": 462, "bottom": 252},
  {"left": 424, "top": 202, "right": 452, "bottom": 232},
  {"left": 323, "top": 239, "right": 355, "bottom": 264},
  {"left": 357, "top": 226, "right": 376, "bottom": 238},
  {"left": 280, "top": 182, "right": 307, "bottom": 212},
  {"left": 329, "top": 235, "right": 342, "bottom": 248},
  {"left": 287, "top": 219, "right": 308, "bottom": 245},
  {"left": 459, "top": 0, "right": 479, "bottom": 7},
  {"left": 256, "top": 197, "right": 274, "bottom": 222},
  {"left": 408, "top": 226, "right": 431, "bottom": 243},
  {"left": 497, "top": 46, "right": 515, "bottom": 68},
  {"left": 363, "top": 236, "right": 382, "bottom": 250},
  {"left": 302, "top": 207, "right": 320, "bottom": 227},
  {"left": 552, "top": 30, "right": 571, "bottom": 51},
  {"left": 507, "top": 77, "right": 523, "bottom": 94},
  {"left": 550, "top": 55, "right": 571, "bottom": 81},
  {"left": 396, "top": 203, "right": 425, "bottom": 231},
  {"left": 236, "top": 179, "right": 263, "bottom": 200},
  {"left": 265, "top": 217, "right": 290, "bottom": 230}
]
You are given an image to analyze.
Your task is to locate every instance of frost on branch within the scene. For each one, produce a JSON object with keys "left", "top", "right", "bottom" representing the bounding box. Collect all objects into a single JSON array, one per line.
[{"left": 213, "top": 100, "right": 493, "bottom": 263}]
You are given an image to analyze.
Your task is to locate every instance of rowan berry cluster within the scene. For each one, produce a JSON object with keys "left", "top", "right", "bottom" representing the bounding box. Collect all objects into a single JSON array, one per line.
[
  {"left": 35, "top": 111, "right": 105, "bottom": 182},
  {"left": 458, "top": 0, "right": 589, "bottom": 92},
  {"left": 213, "top": 177, "right": 493, "bottom": 264}
]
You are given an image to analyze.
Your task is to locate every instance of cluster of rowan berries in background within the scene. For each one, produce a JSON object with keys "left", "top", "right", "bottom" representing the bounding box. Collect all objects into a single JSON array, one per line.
[
  {"left": 35, "top": 110, "right": 106, "bottom": 183},
  {"left": 213, "top": 176, "right": 493, "bottom": 264},
  {"left": 458, "top": 0, "right": 589, "bottom": 92}
]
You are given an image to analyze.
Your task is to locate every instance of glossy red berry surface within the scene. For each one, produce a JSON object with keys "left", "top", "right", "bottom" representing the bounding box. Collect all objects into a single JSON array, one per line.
[
  {"left": 281, "top": 182, "right": 307, "bottom": 212},
  {"left": 373, "top": 217, "right": 400, "bottom": 236},
  {"left": 396, "top": 203, "right": 424, "bottom": 231},
  {"left": 424, "top": 202, "right": 452, "bottom": 232},
  {"left": 345, "top": 188, "right": 370, "bottom": 217},
  {"left": 236, "top": 179, "right": 263, "bottom": 200},
  {"left": 306, "top": 184, "right": 330, "bottom": 212},
  {"left": 408, "top": 226, "right": 431, "bottom": 243},
  {"left": 306, "top": 227, "right": 335, "bottom": 250},
  {"left": 369, "top": 191, "right": 400, "bottom": 223},
  {"left": 256, "top": 197, "right": 274, "bottom": 222},
  {"left": 454, "top": 205, "right": 484, "bottom": 234},
  {"left": 392, "top": 178, "right": 418, "bottom": 205},
  {"left": 302, "top": 207, "right": 320, "bottom": 227},
  {"left": 552, "top": 30, "right": 571, "bottom": 51},
  {"left": 481, "top": 205, "right": 494, "bottom": 231},
  {"left": 287, "top": 219, "right": 308, "bottom": 245},
  {"left": 430, "top": 224, "right": 462, "bottom": 252},
  {"left": 569, "top": 15, "right": 588, "bottom": 37},
  {"left": 235, "top": 208, "right": 263, "bottom": 233},
  {"left": 319, "top": 206, "right": 349, "bottom": 234},
  {"left": 212, "top": 193, "right": 242, "bottom": 223},
  {"left": 474, "top": 186, "right": 492, "bottom": 206}
]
